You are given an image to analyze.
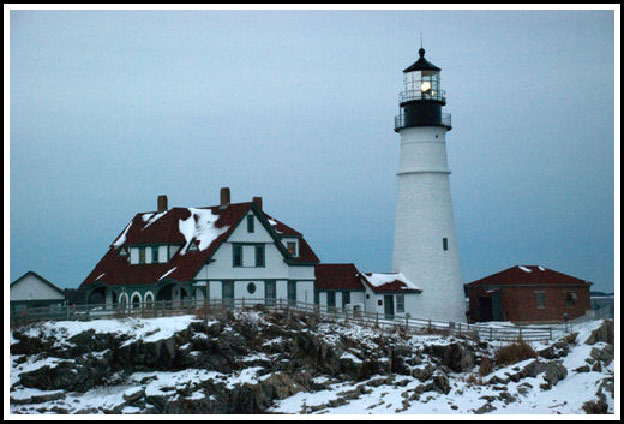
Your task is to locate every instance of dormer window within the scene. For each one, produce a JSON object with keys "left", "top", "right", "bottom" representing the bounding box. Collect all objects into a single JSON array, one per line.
[
  {"left": 189, "top": 242, "right": 198, "bottom": 252},
  {"left": 287, "top": 242, "right": 296, "bottom": 256},
  {"left": 119, "top": 247, "right": 127, "bottom": 257}
]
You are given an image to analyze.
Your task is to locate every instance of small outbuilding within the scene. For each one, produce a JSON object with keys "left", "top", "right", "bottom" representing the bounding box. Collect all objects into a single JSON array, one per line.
[
  {"left": 464, "top": 265, "right": 592, "bottom": 323},
  {"left": 10, "top": 271, "right": 67, "bottom": 310},
  {"left": 314, "top": 263, "right": 366, "bottom": 314}
]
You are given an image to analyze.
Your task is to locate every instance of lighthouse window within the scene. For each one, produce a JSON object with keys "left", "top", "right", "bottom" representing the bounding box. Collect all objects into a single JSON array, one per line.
[{"left": 443, "top": 238, "right": 449, "bottom": 251}]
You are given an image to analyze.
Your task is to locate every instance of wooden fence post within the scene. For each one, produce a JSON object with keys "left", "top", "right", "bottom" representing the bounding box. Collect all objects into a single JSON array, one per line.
[
  {"left": 490, "top": 327, "right": 493, "bottom": 341},
  {"left": 549, "top": 326, "right": 553, "bottom": 341},
  {"left": 375, "top": 312, "right": 379, "bottom": 328}
]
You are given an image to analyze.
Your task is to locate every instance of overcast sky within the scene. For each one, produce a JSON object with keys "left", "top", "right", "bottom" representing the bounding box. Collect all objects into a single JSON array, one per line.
[{"left": 9, "top": 9, "right": 616, "bottom": 293}]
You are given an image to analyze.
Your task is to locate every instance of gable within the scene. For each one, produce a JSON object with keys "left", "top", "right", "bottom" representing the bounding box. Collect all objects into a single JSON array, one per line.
[
  {"left": 11, "top": 273, "right": 65, "bottom": 301},
  {"left": 465, "top": 265, "right": 592, "bottom": 287}
]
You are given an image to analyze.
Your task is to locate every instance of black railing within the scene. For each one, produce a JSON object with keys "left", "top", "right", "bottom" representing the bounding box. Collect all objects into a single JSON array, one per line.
[
  {"left": 395, "top": 112, "right": 451, "bottom": 131},
  {"left": 399, "top": 89, "right": 446, "bottom": 104}
]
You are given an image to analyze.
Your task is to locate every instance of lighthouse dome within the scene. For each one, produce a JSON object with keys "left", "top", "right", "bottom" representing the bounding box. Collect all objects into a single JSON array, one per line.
[{"left": 403, "top": 48, "right": 441, "bottom": 73}]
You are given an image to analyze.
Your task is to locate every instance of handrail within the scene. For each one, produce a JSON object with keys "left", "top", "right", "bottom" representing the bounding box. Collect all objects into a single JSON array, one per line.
[
  {"left": 9, "top": 297, "right": 553, "bottom": 342},
  {"left": 399, "top": 89, "right": 446, "bottom": 104}
]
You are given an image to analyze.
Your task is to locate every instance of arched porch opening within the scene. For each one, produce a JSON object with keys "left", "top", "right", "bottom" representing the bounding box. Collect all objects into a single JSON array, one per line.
[
  {"left": 156, "top": 283, "right": 189, "bottom": 309},
  {"left": 131, "top": 292, "right": 141, "bottom": 310}
]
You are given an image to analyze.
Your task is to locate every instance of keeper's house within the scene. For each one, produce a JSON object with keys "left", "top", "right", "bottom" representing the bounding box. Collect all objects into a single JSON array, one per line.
[
  {"left": 10, "top": 271, "right": 67, "bottom": 310},
  {"left": 464, "top": 265, "right": 592, "bottom": 323},
  {"left": 79, "top": 188, "right": 319, "bottom": 309}
]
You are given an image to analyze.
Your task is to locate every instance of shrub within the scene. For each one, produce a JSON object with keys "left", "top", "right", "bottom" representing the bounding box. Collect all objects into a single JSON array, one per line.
[
  {"left": 466, "top": 374, "right": 477, "bottom": 385},
  {"left": 479, "top": 356, "right": 494, "bottom": 376},
  {"left": 494, "top": 341, "right": 537, "bottom": 366}
]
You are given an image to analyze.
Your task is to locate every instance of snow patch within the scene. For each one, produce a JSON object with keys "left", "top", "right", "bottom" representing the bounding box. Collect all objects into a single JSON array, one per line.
[
  {"left": 159, "top": 267, "right": 177, "bottom": 281},
  {"left": 363, "top": 273, "right": 420, "bottom": 290},
  {"left": 178, "top": 208, "right": 228, "bottom": 254},
  {"left": 112, "top": 221, "right": 132, "bottom": 247},
  {"left": 518, "top": 266, "right": 532, "bottom": 273}
]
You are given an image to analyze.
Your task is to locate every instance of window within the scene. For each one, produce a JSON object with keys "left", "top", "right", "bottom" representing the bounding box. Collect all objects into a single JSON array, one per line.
[
  {"left": 565, "top": 291, "right": 577, "bottom": 308},
  {"left": 138, "top": 247, "right": 145, "bottom": 264},
  {"left": 247, "top": 215, "right": 254, "bottom": 233},
  {"left": 327, "top": 291, "right": 336, "bottom": 309},
  {"left": 396, "top": 294, "right": 405, "bottom": 313},
  {"left": 443, "top": 238, "right": 449, "bottom": 251},
  {"left": 152, "top": 246, "right": 159, "bottom": 263},
  {"left": 233, "top": 245, "right": 242, "bottom": 267},
  {"left": 535, "top": 292, "right": 546, "bottom": 309},
  {"left": 255, "top": 245, "right": 265, "bottom": 267},
  {"left": 247, "top": 282, "right": 257, "bottom": 294},
  {"left": 366, "top": 293, "right": 370, "bottom": 300},
  {"left": 342, "top": 292, "right": 350, "bottom": 310},
  {"left": 288, "top": 281, "right": 297, "bottom": 306},
  {"left": 287, "top": 242, "right": 296, "bottom": 256},
  {"left": 377, "top": 299, "right": 383, "bottom": 306}
]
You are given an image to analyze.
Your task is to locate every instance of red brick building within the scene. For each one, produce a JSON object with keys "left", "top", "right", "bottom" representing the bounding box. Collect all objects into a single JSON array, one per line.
[{"left": 465, "top": 265, "right": 592, "bottom": 323}]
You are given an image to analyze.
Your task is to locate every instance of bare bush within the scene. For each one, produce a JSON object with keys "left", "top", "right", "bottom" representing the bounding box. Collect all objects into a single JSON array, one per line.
[
  {"left": 494, "top": 341, "right": 537, "bottom": 366},
  {"left": 479, "top": 356, "right": 494, "bottom": 376}
]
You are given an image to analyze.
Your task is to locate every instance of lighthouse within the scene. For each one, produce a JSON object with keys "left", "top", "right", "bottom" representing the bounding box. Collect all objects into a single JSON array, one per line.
[{"left": 391, "top": 47, "right": 466, "bottom": 323}]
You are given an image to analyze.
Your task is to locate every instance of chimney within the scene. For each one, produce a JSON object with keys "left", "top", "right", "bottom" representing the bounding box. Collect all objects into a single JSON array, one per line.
[
  {"left": 252, "top": 196, "right": 263, "bottom": 211},
  {"left": 220, "top": 187, "right": 230, "bottom": 208},
  {"left": 157, "top": 195, "right": 168, "bottom": 212}
]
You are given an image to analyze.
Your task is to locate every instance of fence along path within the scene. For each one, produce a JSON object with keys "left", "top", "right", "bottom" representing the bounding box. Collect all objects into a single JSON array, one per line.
[{"left": 10, "top": 297, "right": 554, "bottom": 342}]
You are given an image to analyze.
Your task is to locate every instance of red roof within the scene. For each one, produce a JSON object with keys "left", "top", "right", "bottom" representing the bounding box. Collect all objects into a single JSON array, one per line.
[
  {"left": 315, "top": 264, "right": 365, "bottom": 290},
  {"left": 81, "top": 202, "right": 319, "bottom": 288},
  {"left": 465, "top": 265, "right": 592, "bottom": 287}
]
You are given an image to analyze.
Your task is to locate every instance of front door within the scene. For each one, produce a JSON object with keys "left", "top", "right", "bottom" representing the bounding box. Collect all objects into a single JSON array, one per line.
[
  {"left": 478, "top": 297, "right": 493, "bottom": 322},
  {"left": 384, "top": 294, "right": 395, "bottom": 320},
  {"left": 265, "top": 280, "right": 276, "bottom": 306},
  {"left": 222, "top": 281, "right": 234, "bottom": 308},
  {"left": 492, "top": 292, "right": 504, "bottom": 321}
]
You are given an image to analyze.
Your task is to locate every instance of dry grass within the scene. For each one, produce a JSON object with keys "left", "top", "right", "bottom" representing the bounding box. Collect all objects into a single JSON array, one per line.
[
  {"left": 494, "top": 340, "right": 537, "bottom": 366},
  {"left": 479, "top": 356, "right": 494, "bottom": 376}
]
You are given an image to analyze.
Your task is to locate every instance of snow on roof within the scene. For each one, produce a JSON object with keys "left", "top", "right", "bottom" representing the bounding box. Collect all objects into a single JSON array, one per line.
[
  {"left": 518, "top": 265, "right": 532, "bottom": 273},
  {"left": 112, "top": 221, "right": 132, "bottom": 248},
  {"left": 365, "top": 273, "right": 413, "bottom": 288},
  {"left": 362, "top": 273, "right": 421, "bottom": 292},
  {"left": 178, "top": 208, "right": 228, "bottom": 255},
  {"left": 159, "top": 267, "right": 177, "bottom": 281},
  {"left": 142, "top": 210, "right": 168, "bottom": 229},
  {"left": 538, "top": 266, "right": 545, "bottom": 271}
]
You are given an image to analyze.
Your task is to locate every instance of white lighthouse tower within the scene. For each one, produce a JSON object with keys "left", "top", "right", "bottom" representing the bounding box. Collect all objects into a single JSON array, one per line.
[{"left": 391, "top": 47, "right": 466, "bottom": 323}]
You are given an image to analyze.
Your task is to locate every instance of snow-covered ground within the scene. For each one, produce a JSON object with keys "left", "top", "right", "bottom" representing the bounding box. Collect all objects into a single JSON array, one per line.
[{"left": 10, "top": 314, "right": 615, "bottom": 415}]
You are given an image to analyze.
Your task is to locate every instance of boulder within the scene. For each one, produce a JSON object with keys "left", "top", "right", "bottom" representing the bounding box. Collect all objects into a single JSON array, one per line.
[
  {"left": 590, "top": 345, "right": 614, "bottom": 365},
  {"left": 424, "top": 342, "right": 475, "bottom": 372},
  {"left": 585, "top": 320, "right": 614, "bottom": 346}
]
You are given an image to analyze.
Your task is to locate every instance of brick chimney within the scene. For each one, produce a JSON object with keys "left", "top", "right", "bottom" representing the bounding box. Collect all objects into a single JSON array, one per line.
[
  {"left": 220, "top": 187, "right": 230, "bottom": 208},
  {"left": 252, "top": 196, "right": 263, "bottom": 211},
  {"left": 157, "top": 195, "right": 168, "bottom": 213}
]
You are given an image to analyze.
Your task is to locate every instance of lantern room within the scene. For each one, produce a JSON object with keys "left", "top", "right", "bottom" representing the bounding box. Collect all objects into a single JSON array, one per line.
[{"left": 395, "top": 47, "right": 451, "bottom": 132}]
